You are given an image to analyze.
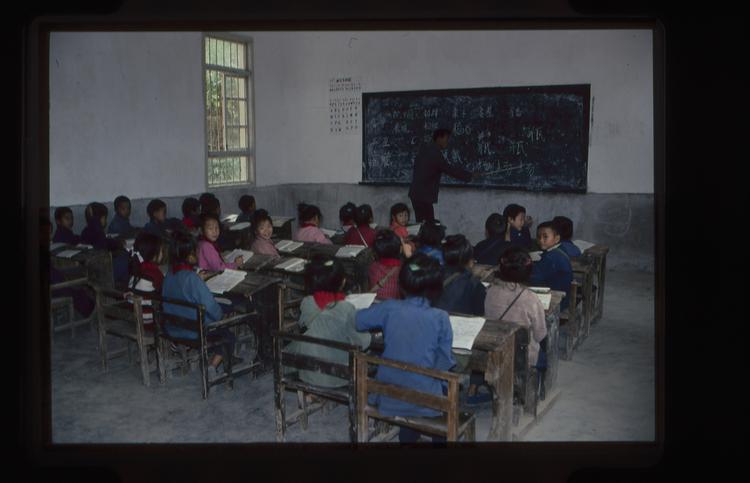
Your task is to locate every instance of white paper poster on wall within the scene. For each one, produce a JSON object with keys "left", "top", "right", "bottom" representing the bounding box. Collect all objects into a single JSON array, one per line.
[{"left": 329, "top": 76, "right": 362, "bottom": 135}]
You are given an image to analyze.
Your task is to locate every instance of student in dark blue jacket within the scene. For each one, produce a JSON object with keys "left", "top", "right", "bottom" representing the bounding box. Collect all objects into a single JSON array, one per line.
[
  {"left": 236, "top": 195, "right": 256, "bottom": 223},
  {"left": 80, "top": 202, "right": 129, "bottom": 285},
  {"left": 473, "top": 213, "right": 513, "bottom": 265},
  {"left": 52, "top": 206, "right": 81, "bottom": 245},
  {"left": 107, "top": 195, "right": 135, "bottom": 236},
  {"left": 530, "top": 221, "right": 574, "bottom": 311},
  {"left": 415, "top": 219, "right": 446, "bottom": 265},
  {"left": 435, "top": 234, "right": 486, "bottom": 316},
  {"left": 552, "top": 216, "right": 582, "bottom": 258},
  {"left": 502, "top": 203, "right": 534, "bottom": 248},
  {"left": 143, "top": 199, "right": 169, "bottom": 239}
]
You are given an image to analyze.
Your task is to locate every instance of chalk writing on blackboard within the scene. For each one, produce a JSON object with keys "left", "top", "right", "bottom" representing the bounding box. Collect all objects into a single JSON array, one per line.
[{"left": 329, "top": 76, "right": 362, "bottom": 135}]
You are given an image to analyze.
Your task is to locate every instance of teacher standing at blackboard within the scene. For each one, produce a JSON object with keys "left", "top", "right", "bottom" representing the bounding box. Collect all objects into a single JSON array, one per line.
[{"left": 408, "top": 128, "right": 476, "bottom": 223}]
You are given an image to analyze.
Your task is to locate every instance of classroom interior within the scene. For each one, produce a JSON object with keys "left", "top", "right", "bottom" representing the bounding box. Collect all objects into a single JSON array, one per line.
[{"left": 46, "top": 29, "right": 656, "bottom": 443}]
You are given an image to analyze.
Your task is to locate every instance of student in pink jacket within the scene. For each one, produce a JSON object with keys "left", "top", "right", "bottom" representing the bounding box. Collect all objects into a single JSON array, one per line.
[
  {"left": 197, "top": 213, "right": 245, "bottom": 271},
  {"left": 250, "top": 210, "right": 281, "bottom": 258},
  {"left": 293, "top": 203, "right": 332, "bottom": 245}
]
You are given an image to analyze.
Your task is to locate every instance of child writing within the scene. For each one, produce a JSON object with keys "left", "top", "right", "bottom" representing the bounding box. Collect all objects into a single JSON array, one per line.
[
  {"left": 143, "top": 199, "right": 169, "bottom": 239},
  {"left": 127, "top": 232, "right": 165, "bottom": 330},
  {"left": 249, "top": 210, "right": 280, "bottom": 258},
  {"left": 530, "top": 221, "right": 574, "bottom": 311},
  {"left": 284, "top": 255, "right": 372, "bottom": 387},
  {"left": 236, "top": 195, "right": 256, "bottom": 223},
  {"left": 473, "top": 213, "right": 512, "bottom": 265},
  {"left": 107, "top": 195, "right": 134, "bottom": 236},
  {"left": 552, "top": 216, "right": 582, "bottom": 258},
  {"left": 434, "top": 234, "right": 486, "bottom": 316},
  {"left": 161, "top": 231, "right": 239, "bottom": 375},
  {"left": 368, "top": 229, "right": 403, "bottom": 301},
  {"left": 502, "top": 203, "right": 534, "bottom": 248},
  {"left": 181, "top": 197, "right": 201, "bottom": 231},
  {"left": 197, "top": 213, "right": 245, "bottom": 271},
  {"left": 343, "top": 204, "right": 377, "bottom": 247},
  {"left": 294, "top": 203, "right": 332, "bottom": 245},
  {"left": 389, "top": 202, "right": 415, "bottom": 258},
  {"left": 356, "top": 253, "right": 454, "bottom": 443},
  {"left": 416, "top": 219, "right": 446, "bottom": 265},
  {"left": 80, "top": 202, "right": 129, "bottom": 285},
  {"left": 52, "top": 207, "right": 81, "bottom": 245}
]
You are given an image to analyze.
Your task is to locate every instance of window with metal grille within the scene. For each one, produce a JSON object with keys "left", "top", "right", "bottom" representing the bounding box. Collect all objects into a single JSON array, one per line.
[{"left": 203, "top": 35, "right": 254, "bottom": 187}]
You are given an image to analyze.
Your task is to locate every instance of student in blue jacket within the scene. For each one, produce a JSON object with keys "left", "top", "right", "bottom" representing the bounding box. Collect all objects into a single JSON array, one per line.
[
  {"left": 530, "top": 221, "right": 574, "bottom": 311},
  {"left": 356, "top": 253, "right": 454, "bottom": 443},
  {"left": 552, "top": 216, "right": 582, "bottom": 258},
  {"left": 435, "top": 234, "right": 486, "bottom": 316},
  {"left": 415, "top": 219, "right": 447, "bottom": 265},
  {"left": 107, "top": 195, "right": 135, "bottom": 236}
]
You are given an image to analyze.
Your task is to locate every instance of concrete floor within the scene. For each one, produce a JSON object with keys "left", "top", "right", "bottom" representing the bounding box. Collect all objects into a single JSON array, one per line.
[{"left": 50, "top": 268, "right": 655, "bottom": 443}]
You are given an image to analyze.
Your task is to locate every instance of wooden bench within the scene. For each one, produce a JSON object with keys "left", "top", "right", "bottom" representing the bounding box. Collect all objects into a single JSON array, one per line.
[
  {"left": 272, "top": 330, "right": 360, "bottom": 442},
  {"left": 571, "top": 255, "right": 596, "bottom": 341},
  {"left": 50, "top": 274, "right": 96, "bottom": 338},
  {"left": 583, "top": 244, "right": 610, "bottom": 324},
  {"left": 354, "top": 352, "right": 476, "bottom": 443}
]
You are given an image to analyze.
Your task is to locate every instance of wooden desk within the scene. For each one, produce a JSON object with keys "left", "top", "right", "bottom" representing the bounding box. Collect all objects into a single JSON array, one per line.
[
  {"left": 222, "top": 221, "right": 254, "bottom": 250},
  {"left": 270, "top": 216, "right": 295, "bottom": 241},
  {"left": 570, "top": 256, "right": 595, "bottom": 342},
  {"left": 50, "top": 246, "right": 114, "bottom": 290},
  {"left": 274, "top": 241, "right": 375, "bottom": 292},
  {"left": 583, "top": 244, "right": 610, "bottom": 324}
]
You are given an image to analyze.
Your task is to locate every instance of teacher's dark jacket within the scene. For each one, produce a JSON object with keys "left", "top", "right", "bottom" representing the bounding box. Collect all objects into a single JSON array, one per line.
[{"left": 408, "top": 143, "right": 472, "bottom": 204}]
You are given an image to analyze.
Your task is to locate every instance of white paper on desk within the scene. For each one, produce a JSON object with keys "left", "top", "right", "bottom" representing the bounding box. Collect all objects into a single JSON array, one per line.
[
  {"left": 75, "top": 243, "right": 93, "bottom": 250},
  {"left": 49, "top": 242, "right": 67, "bottom": 251},
  {"left": 224, "top": 249, "right": 253, "bottom": 264},
  {"left": 529, "top": 251, "right": 543, "bottom": 262},
  {"left": 533, "top": 291, "right": 552, "bottom": 311},
  {"left": 449, "top": 316, "right": 486, "bottom": 352},
  {"left": 481, "top": 281, "right": 491, "bottom": 288},
  {"left": 222, "top": 213, "right": 239, "bottom": 223},
  {"left": 56, "top": 249, "right": 82, "bottom": 258},
  {"left": 228, "top": 221, "right": 250, "bottom": 231},
  {"left": 345, "top": 293, "right": 377, "bottom": 310},
  {"left": 529, "top": 286, "right": 551, "bottom": 293},
  {"left": 276, "top": 240, "right": 304, "bottom": 253},
  {"left": 406, "top": 224, "right": 421, "bottom": 236},
  {"left": 205, "top": 269, "right": 247, "bottom": 294},
  {"left": 274, "top": 257, "right": 308, "bottom": 273},
  {"left": 271, "top": 216, "right": 294, "bottom": 227},
  {"left": 335, "top": 245, "right": 366, "bottom": 258},
  {"left": 124, "top": 238, "right": 135, "bottom": 250},
  {"left": 320, "top": 227, "right": 337, "bottom": 238},
  {"left": 572, "top": 239, "right": 595, "bottom": 252}
]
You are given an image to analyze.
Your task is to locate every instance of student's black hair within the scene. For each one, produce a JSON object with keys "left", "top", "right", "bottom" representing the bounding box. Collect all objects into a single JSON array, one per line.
[
  {"left": 339, "top": 202, "right": 357, "bottom": 225},
  {"left": 496, "top": 245, "right": 533, "bottom": 283},
  {"left": 502, "top": 203, "right": 526, "bottom": 222},
  {"left": 54, "top": 206, "right": 72, "bottom": 222},
  {"left": 199, "top": 192, "right": 216, "bottom": 205},
  {"left": 442, "top": 234, "right": 474, "bottom": 268},
  {"left": 552, "top": 216, "right": 574, "bottom": 240},
  {"left": 485, "top": 213, "right": 505, "bottom": 238},
  {"left": 354, "top": 204, "right": 373, "bottom": 226},
  {"left": 537, "top": 221, "right": 559, "bottom": 236},
  {"left": 252, "top": 210, "right": 273, "bottom": 233},
  {"left": 170, "top": 230, "right": 197, "bottom": 265},
  {"left": 399, "top": 252, "right": 443, "bottom": 302},
  {"left": 181, "top": 197, "right": 200, "bottom": 217},
  {"left": 298, "top": 202, "right": 323, "bottom": 223},
  {"left": 417, "top": 219, "right": 446, "bottom": 247},
  {"left": 146, "top": 199, "right": 167, "bottom": 219},
  {"left": 432, "top": 128, "right": 452, "bottom": 141},
  {"left": 128, "top": 232, "right": 162, "bottom": 288},
  {"left": 304, "top": 255, "right": 346, "bottom": 294},
  {"left": 201, "top": 197, "right": 221, "bottom": 216},
  {"left": 390, "top": 202, "right": 410, "bottom": 221},
  {"left": 372, "top": 229, "right": 401, "bottom": 259},
  {"left": 84, "top": 202, "right": 108, "bottom": 224},
  {"left": 113, "top": 195, "right": 131, "bottom": 212},
  {"left": 238, "top": 194, "right": 256, "bottom": 213}
]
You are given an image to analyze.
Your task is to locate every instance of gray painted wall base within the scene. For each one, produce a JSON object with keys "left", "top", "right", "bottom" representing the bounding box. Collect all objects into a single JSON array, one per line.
[{"left": 50, "top": 184, "right": 654, "bottom": 271}]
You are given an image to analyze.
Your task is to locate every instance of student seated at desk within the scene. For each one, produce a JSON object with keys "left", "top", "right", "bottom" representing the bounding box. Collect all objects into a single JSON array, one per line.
[
  {"left": 530, "top": 221, "right": 573, "bottom": 312},
  {"left": 250, "top": 210, "right": 280, "bottom": 258},
  {"left": 197, "top": 213, "right": 245, "bottom": 271},
  {"left": 52, "top": 206, "right": 81, "bottom": 245},
  {"left": 343, "top": 204, "right": 377, "bottom": 247},
  {"left": 181, "top": 197, "right": 200, "bottom": 231},
  {"left": 107, "top": 195, "right": 134, "bottom": 236},
  {"left": 434, "top": 234, "right": 486, "bottom": 316},
  {"left": 473, "top": 213, "right": 512, "bottom": 265},
  {"left": 236, "top": 194, "right": 256, "bottom": 224},
  {"left": 502, "top": 203, "right": 534, "bottom": 249},
  {"left": 415, "top": 219, "right": 446, "bottom": 265},
  {"left": 389, "top": 202, "right": 415, "bottom": 258},
  {"left": 356, "top": 253, "right": 454, "bottom": 443},
  {"left": 284, "top": 256, "right": 371, "bottom": 388},
  {"left": 161, "top": 231, "right": 239, "bottom": 374},
  {"left": 127, "top": 232, "right": 165, "bottom": 330},
  {"left": 81, "top": 201, "right": 129, "bottom": 285},
  {"left": 294, "top": 203, "right": 332, "bottom": 245},
  {"left": 143, "top": 199, "right": 169, "bottom": 239},
  {"left": 552, "top": 216, "right": 582, "bottom": 258},
  {"left": 200, "top": 196, "right": 233, "bottom": 251},
  {"left": 368, "top": 229, "right": 403, "bottom": 301},
  {"left": 338, "top": 201, "right": 357, "bottom": 235}
]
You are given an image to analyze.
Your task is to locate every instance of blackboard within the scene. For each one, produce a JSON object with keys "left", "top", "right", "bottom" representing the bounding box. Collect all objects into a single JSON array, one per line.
[{"left": 361, "top": 84, "right": 590, "bottom": 193}]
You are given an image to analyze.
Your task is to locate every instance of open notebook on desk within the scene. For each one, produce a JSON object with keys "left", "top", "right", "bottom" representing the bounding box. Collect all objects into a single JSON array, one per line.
[
  {"left": 275, "top": 240, "right": 304, "bottom": 253},
  {"left": 274, "top": 257, "right": 307, "bottom": 273},
  {"left": 228, "top": 222, "right": 250, "bottom": 231},
  {"left": 55, "top": 249, "right": 82, "bottom": 259},
  {"left": 320, "top": 227, "right": 338, "bottom": 238},
  {"left": 448, "top": 316, "right": 486, "bottom": 353},
  {"left": 271, "top": 216, "right": 294, "bottom": 228},
  {"left": 205, "top": 268, "right": 247, "bottom": 294},
  {"left": 335, "top": 245, "right": 366, "bottom": 258},
  {"left": 572, "top": 239, "right": 596, "bottom": 252},
  {"left": 223, "top": 249, "right": 253, "bottom": 264},
  {"left": 406, "top": 224, "right": 421, "bottom": 236},
  {"left": 345, "top": 293, "right": 377, "bottom": 310}
]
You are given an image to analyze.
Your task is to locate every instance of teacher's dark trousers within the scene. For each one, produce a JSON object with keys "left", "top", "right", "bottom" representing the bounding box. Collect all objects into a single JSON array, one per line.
[{"left": 410, "top": 198, "right": 435, "bottom": 223}]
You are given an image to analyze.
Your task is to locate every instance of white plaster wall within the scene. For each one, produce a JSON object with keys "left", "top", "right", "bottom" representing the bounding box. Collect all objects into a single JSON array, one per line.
[{"left": 49, "top": 29, "right": 653, "bottom": 206}]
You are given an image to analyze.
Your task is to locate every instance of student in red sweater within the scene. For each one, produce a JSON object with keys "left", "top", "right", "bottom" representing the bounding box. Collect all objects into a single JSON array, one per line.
[
  {"left": 127, "top": 232, "right": 166, "bottom": 330},
  {"left": 389, "top": 202, "right": 415, "bottom": 257},
  {"left": 343, "top": 204, "right": 377, "bottom": 247},
  {"left": 368, "top": 229, "right": 403, "bottom": 300}
]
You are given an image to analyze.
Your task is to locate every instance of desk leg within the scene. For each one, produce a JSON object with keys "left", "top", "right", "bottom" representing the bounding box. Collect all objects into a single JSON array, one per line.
[{"left": 484, "top": 334, "right": 515, "bottom": 441}]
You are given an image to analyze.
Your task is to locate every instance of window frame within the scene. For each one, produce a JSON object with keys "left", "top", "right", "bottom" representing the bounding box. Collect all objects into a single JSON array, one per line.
[{"left": 201, "top": 32, "right": 256, "bottom": 189}]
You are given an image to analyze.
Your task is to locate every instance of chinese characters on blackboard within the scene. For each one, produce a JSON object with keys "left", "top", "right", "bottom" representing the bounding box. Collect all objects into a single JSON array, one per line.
[{"left": 329, "top": 76, "right": 362, "bottom": 135}]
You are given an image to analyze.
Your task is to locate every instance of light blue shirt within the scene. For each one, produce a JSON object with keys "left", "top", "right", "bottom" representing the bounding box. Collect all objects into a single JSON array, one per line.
[{"left": 161, "top": 269, "right": 224, "bottom": 339}]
